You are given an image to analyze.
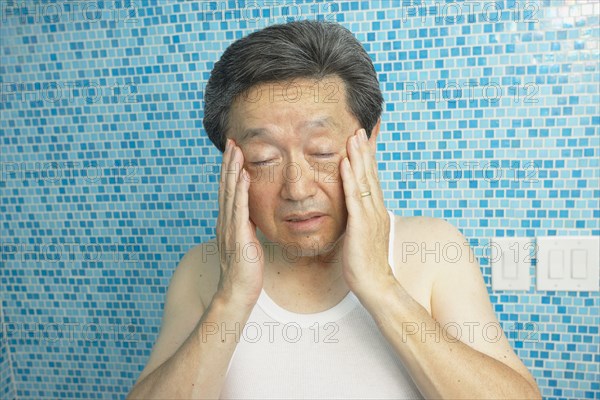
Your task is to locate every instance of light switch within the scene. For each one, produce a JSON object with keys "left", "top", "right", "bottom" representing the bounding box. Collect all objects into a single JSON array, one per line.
[
  {"left": 536, "top": 237, "right": 600, "bottom": 291},
  {"left": 571, "top": 250, "right": 588, "bottom": 279},
  {"left": 502, "top": 255, "right": 518, "bottom": 279},
  {"left": 548, "top": 250, "right": 564, "bottom": 279},
  {"left": 491, "top": 238, "right": 532, "bottom": 291}
]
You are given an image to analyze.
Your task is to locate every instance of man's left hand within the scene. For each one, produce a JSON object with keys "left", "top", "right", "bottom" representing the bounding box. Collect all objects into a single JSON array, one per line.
[{"left": 339, "top": 128, "right": 395, "bottom": 301}]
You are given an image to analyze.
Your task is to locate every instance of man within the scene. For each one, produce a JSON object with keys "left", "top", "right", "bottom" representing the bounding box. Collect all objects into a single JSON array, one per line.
[{"left": 128, "top": 20, "right": 541, "bottom": 399}]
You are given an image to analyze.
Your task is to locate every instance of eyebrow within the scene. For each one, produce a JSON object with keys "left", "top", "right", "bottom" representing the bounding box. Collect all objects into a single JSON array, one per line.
[
  {"left": 237, "top": 116, "right": 338, "bottom": 144},
  {"left": 301, "top": 116, "right": 338, "bottom": 131}
]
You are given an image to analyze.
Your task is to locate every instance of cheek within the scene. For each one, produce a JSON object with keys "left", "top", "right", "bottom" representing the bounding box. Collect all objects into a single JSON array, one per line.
[
  {"left": 317, "top": 166, "right": 343, "bottom": 194},
  {"left": 247, "top": 181, "right": 275, "bottom": 215},
  {"left": 247, "top": 186, "right": 259, "bottom": 214},
  {"left": 311, "top": 160, "right": 342, "bottom": 185}
]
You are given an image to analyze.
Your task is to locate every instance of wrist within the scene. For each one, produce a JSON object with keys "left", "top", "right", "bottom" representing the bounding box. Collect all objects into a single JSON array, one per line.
[
  {"left": 355, "top": 265, "right": 396, "bottom": 294},
  {"left": 354, "top": 271, "right": 399, "bottom": 313},
  {"left": 197, "top": 291, "right": 255, "bottom": 347},
  {"left": 212, "top": 287, "right": 259, "bottom": 314}
]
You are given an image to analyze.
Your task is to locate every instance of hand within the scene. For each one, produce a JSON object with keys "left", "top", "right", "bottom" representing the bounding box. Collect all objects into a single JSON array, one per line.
[
  {"left": 215, "top": 139, "right": 264, "bottom": 308},
  {"left": 339, "top": 128, "right": 395, "bottom": 300}
]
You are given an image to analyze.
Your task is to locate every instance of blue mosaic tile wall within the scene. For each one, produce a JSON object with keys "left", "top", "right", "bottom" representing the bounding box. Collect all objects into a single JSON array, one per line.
[
  {"left": 0, "top": 302, "right": 16, "bottom": 399},
  {"left": 0, "top": 0, "right": 598, "bottom": 399}
]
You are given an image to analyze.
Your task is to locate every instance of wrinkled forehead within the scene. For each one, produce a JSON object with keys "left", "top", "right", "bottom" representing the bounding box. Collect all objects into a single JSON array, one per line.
[{"left": 227, "top": 76, "right": 353, "bottom": 139}]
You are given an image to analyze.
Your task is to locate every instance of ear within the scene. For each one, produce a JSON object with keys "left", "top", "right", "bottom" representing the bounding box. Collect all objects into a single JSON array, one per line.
[{"left": 367, "top": 118, "right": 381, "bottom": 152}]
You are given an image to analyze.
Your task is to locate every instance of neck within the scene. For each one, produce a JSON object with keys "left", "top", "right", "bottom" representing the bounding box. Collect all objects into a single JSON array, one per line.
[{"left": 258, "top": 230, "right": 347, "bottom": 293}]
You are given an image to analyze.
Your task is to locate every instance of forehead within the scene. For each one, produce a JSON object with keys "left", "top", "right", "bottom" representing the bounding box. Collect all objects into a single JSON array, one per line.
[{"left": 227, "top": 76, "right": 357, "bottom": 142}]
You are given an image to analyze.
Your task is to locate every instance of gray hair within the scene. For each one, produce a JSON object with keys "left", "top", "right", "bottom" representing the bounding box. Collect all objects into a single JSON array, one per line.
[{"left": 203, "top": 20, "right": 384, "bottom": 152}]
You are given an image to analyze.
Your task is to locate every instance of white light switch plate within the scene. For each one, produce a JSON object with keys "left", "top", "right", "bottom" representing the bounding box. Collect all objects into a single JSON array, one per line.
[
  {"left": 491, "top": 238, "right": 532, "bottom": 291},
  {"left": 536, "top": 236, "right": 600, "bottom": 291}
]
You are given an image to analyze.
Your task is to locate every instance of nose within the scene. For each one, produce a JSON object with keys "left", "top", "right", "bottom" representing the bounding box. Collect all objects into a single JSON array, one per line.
[{"left": 279, "top": 158, "right": 318, "bottom": 201}]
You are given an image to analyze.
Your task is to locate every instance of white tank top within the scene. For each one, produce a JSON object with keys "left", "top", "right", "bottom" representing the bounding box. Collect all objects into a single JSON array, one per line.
[{"left": 220, "top": 210, "right": 424, "bottom": 399}]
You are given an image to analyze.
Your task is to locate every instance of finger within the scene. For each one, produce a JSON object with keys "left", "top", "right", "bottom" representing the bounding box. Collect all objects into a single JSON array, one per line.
[
  {"left": 357, "top": 129, "right": 384, "bottom": 205},
  {"left": 224, "top": 142, "right": 243, "bottom": 230},
  {"left": 340, "top": 156, "right": 363, "bottom": 217},
  {"left": 233, "top": 166, "right": 251, "bottom": 232},
  {"left": 347, "top": 129, "right": 375, "bottom": 208},
  {"left": 217, "top": 138, "right": 232, "bottom": 234}
]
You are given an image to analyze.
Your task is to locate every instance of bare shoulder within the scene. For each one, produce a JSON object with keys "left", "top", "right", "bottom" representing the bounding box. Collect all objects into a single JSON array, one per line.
[
  {"left": 393, "top": 214, "right": 463, "bottom": 240},
  {"left": 392, "top": 214, "right": 471, "bottom": 268},
  {"left": 390, "top": 214, "right": 471, "bottom": 315},
  {"left": 179, "top": 239, "right": 222, "bottom": 308},
  {"left": 393, "top": 214, "right": 475, "bottom": 283},
  {"left": 132, "top": 240, "right": 221, "bottom": 385},
  {"left": 391, "top": 214, "right": 539, "bottom": 394}
]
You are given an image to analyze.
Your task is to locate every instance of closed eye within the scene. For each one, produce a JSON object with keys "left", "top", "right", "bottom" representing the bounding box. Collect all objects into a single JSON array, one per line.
[
  {"left": 251, "top": 154, "right": 333, "bottom": 166},
  {"left": 250, "top": 159, "right": 278, "bottom": 167},
  {"left": 314, "top": 153, "right": 335, "bottom": 158}
]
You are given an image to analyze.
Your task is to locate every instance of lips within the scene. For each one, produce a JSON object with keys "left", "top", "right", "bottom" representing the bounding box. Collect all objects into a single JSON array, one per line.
[{"left": 284, "top": 212, "right": 324, "bottom": 222}]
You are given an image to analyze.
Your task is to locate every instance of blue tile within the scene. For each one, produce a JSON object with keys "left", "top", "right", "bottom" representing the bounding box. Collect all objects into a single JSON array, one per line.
[{"left": 0, "top": 1, "right": 599, "bottom": 399}]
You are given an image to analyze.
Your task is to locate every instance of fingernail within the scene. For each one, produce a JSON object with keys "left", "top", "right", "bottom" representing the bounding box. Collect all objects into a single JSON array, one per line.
[
  {"left": 361, "top": 129, "right": 367, "bottom": 141},
  {"left": 225, "top": 139, "right": 230, "bottom": 151}
]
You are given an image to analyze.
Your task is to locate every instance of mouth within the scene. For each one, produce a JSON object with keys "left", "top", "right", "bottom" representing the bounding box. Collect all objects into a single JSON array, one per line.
[
  {"left": 283, "top": 212, "right": 326, "bottom": 231},
  {"left": 284, "top": 212, "right": 325, "bottom": 222}
]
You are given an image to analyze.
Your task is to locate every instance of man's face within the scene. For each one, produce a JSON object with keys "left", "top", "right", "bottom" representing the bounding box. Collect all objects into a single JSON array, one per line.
[{"left": 227, "top": 76, "right": 365, "bottom": 255}]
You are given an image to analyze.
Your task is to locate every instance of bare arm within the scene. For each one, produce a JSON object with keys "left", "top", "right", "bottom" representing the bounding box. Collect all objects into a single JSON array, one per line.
[
  {"left": 338, "top": 130, "right": 540, "bottom": 398},
  {"left": 128, "top": 139, "right": 263, "bottom": 399},
  {"left": 360, "top": 219, "right": 542, "bottom": 399},
  {"left": 127, "top": 291, "right": 253, "bottom": 399},
  {"left": 365, "top": 282, "right": 541, "bottom": 399}
]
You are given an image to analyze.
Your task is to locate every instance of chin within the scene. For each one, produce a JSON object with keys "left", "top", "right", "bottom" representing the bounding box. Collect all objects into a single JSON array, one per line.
[
  {"left": 281, "top": 239, "right": 341, "bottom": 263},
  {"left": 263, "top": 228, "right": 344, "bottom": 258}
]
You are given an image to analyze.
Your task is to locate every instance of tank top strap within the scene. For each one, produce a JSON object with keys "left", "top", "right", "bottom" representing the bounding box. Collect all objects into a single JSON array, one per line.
[{"left": 387, "top": 209, "right": 396, "bottom": 276}]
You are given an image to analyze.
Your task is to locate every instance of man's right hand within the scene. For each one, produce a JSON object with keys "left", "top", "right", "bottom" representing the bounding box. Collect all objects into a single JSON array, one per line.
[
  {"left": 127, "top": 141, "right": 262, "bottom": 398},
  {"left": 215, "top": 138, "right": 264, "bottom": 308}
]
